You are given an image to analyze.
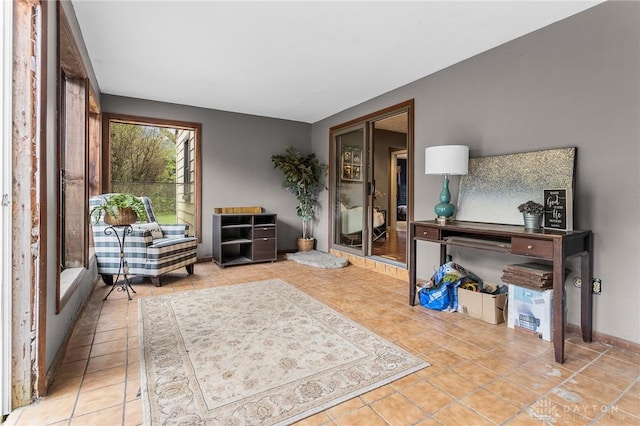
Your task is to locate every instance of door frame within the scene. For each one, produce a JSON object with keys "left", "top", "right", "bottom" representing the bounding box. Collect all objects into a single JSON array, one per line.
[
  {"left": 330, "top": 123, "right": 369, "bottom": 256},
  {"left": 1, "top": 0, "right": 12, "bottom": 414},
  {"left": 328, "top": 100, "right": 414, "bottom": 260},
  {"left": 389, "top": 149, "right": 407, "bottom": 231}
]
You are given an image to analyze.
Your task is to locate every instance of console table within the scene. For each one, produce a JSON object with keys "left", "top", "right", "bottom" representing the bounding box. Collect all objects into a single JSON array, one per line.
[{"left": 409, "top": 220, "right": 593, "bottom": 364}]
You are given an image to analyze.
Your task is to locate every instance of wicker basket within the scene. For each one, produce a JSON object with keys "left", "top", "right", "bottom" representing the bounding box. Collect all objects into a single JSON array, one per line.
[
  {"left": 104, "top": 207, "right": 138, "bottom": 226},
  {"left": 297, "top": 238, "right": 314, "bottom": 252}
]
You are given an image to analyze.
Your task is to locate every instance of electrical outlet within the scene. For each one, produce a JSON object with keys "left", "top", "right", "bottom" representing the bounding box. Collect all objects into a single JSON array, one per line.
[
  {"left": 573, "top": 277, "right": 582, "bottom": 288},
  {"left": 592, "top": 278, "right": 602, "bottom": 295}
]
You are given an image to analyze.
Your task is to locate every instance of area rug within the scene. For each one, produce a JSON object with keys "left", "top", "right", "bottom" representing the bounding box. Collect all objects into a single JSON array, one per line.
[
  {"left": 138, "top": 279, "right": 428, "bottom": 425},
  {"left": 285, "top": 250, "right": 349, "bottom": 269}
]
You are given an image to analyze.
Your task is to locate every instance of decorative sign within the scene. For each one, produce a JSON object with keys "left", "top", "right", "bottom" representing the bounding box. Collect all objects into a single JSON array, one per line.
[{"left": 543, "top": 188, "right": 573, "bottom": 231}]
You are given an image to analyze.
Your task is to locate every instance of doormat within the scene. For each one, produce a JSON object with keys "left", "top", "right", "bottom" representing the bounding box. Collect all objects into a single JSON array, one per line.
[{"left": 285, "top": 250, "right": 349, "bottom": 269}]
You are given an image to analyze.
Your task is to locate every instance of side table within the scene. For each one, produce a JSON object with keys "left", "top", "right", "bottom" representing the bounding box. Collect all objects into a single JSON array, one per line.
[
  {"left": 103, "top": 224, "right": 137, "bottom": 300},
  {"left": 409, "top": 220, "right": 593, "bottom": 364}
]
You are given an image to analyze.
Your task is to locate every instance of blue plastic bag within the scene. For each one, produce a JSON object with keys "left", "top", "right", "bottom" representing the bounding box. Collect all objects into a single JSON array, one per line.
[
  {"left": 419, "top": 283, "right": 450, "bottom": 311},
  {"left": 419, "top": 262, "right": 482, "bottom": 312}
]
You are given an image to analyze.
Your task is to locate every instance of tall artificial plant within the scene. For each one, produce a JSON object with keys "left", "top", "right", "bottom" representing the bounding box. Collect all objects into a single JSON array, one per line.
[{"left": 271, "top": 146, "right": 328, "bottom": 240}]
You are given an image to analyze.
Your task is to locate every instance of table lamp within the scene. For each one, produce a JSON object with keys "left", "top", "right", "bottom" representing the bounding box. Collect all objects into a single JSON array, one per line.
[{"left": 425, "top": 145, "right": 469, "bottom": 224}]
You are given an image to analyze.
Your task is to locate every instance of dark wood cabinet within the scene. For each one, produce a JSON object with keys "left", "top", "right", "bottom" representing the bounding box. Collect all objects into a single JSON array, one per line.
[{"left": 212, "top": 213, "right": 277, "bottom": 267}]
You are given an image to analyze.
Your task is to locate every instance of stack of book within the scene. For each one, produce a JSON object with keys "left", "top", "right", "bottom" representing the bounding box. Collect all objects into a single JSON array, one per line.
[{"left": 501, "top": 262, "right": 553, "bottom": 289}]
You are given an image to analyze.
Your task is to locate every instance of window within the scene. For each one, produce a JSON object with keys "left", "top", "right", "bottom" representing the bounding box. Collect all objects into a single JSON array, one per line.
[
  {"left": 59, "top": 71, "right": 87, "bottom": 269},
  {"left": 56, "top": 3, "right": 99, "bottom": 312},
  {"left": 182, "top": 135, "right": 191, "bottom": 202},
  {"left": 103, "top": 115, "right": 202, "bottom": 240}
]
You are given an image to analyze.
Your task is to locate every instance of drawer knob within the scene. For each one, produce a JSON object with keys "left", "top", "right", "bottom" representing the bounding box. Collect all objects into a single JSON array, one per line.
[
  {"left": 263, "top": 238, "right": 268, "bottom": 241},
  {"left": 423, "top": 231, "right": 429, "bottom": 235},
  {"left": 527, "top": 245, "right": 533, "bottom": 249}
]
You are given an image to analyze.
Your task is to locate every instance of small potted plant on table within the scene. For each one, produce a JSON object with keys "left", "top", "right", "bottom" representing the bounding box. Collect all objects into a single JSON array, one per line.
[{"left": 517, "top": 200, "right": 544, "bottom": 230}]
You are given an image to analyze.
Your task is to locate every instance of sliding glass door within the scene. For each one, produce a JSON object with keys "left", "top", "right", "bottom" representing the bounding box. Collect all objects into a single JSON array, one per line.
[
  {"left": 333, "top": 126, "right": 369, "bottom": 255},
  {"left": 330, "top": 100, "right": 413, "bottom": 266}
]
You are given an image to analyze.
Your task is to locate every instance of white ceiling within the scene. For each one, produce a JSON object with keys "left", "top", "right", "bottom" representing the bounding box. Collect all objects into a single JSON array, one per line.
[{"left": 71, "top": 1, "right": 603, "bottom": 124}]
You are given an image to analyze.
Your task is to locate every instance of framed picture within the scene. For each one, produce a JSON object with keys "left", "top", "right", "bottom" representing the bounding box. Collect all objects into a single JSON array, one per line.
[
  {"left": 543, "top": 188, "right": 573, "bottom": 231},
  {"left": 352, "top": 150, "right": 361, "bottom": 165},
  {"left": 341, "top": 146, "right": 362, "bottom": 181}
]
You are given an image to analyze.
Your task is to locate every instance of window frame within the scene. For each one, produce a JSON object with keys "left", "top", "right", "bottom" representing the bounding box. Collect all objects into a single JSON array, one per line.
[
  {"left": 102, "top": 113, "right": 203, "bottom": 242},
  {"left": 56, "top": 2, "right": 98, "bottom": 313}
]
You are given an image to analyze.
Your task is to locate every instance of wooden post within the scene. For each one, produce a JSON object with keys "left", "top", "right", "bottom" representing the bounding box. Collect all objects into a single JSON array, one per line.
[{"left": 11, "top": 0, "right": 46, "bottom": 407}]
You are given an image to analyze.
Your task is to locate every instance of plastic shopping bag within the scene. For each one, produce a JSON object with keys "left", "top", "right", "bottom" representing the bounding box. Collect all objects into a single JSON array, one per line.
[{"left": 419, "top": 261, "right": 483, "bottom": 312}]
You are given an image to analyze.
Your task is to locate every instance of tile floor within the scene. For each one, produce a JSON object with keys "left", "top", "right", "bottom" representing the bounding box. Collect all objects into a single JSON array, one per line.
[{"left": 4, "top": 257, "right": 639, "bottom": 426}]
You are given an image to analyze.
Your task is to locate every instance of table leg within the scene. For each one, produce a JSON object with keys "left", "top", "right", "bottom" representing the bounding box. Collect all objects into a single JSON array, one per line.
[
  {"left": 103, "top": 225, "right": 135, "bottom": 301},
  {"left": 581, "top": 234, "right": 594, "bottom": 342},
  {"left": 553, "top": 240, "right": 566, "bottom": 363},
  {"left": 409, "top": 226, "right": 417, "bottom": 306}
]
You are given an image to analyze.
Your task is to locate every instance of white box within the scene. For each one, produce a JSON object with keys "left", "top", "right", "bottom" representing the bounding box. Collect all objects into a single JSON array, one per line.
[{"left": 507, "top": 284, "right": 553, "bottom": 341}]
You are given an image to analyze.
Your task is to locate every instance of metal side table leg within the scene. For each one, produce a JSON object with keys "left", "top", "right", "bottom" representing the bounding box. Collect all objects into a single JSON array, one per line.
[{"left": 103, "top": 224, "right": 137, "bottom": 301}]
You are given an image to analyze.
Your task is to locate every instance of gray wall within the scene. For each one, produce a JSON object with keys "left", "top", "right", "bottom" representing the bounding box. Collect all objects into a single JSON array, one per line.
[
  {"left": 101, "top": 95, "right": 312, "bottom": 256},
  {"left": 311, "top": 1, "right": 640, "bottom": 344}
]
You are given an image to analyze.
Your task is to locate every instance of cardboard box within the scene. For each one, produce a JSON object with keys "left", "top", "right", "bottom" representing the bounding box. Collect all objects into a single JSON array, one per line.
[
  {"left": 507, "top": 284, "right": 553, "bottom": 341},
  {"left": 457, "top": 288, "right": 506, "bottom": 324}
]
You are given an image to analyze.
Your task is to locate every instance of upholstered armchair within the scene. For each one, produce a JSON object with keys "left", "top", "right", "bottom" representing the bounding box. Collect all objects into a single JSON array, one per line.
[{"left": 89, "top": 194, "right": 198, "bottom": 287}]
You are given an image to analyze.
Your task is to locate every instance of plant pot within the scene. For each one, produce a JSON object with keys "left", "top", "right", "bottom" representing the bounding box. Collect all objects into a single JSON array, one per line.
[
  {"left": 297, "top": 238, "right": 314, "bottom": 252},
  {"left": 104, "top": 207, "right": 138, "bottom": 226},
  {"left": 522, "top": 213, "right": 542, "bottom": 230}
]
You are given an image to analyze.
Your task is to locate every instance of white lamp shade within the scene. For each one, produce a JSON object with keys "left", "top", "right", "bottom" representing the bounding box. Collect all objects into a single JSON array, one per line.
[{"left": 425, "top": 145, "right": 469, "bottom": 175}]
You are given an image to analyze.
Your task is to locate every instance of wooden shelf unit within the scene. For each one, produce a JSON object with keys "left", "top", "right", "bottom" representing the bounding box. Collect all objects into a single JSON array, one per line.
[{"left": 212, "top": 213, "right": 277, "bottom": 267}]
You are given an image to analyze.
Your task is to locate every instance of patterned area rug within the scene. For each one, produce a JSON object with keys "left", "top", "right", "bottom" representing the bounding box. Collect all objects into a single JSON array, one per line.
[
  {"left": 139, "top": 279, "right": 428, "bottom": 425},
  {"left": 285, "top": 250, "right": 349, "bottom": 269}
]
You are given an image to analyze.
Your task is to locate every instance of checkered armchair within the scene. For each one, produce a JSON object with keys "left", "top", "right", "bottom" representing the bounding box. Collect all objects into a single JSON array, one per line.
[{"left": 89, "top": 194, "right": 198, "bottom": 287}]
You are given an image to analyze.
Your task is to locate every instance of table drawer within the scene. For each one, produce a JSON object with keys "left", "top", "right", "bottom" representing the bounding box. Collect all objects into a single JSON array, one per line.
[
  {"left": 511, "top": 237, "right": 553, "bottom": 259},
  {"left": 254, "top": 227, "right": 276, "bottom": 239},
  {"left": 415, "top": 225, "right": 440, "bottom": 241}
]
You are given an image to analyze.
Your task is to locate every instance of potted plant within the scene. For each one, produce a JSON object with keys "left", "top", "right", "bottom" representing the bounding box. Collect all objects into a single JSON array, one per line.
[
  {"left": 517, "top": 200, "right": 544, "bottom": 230},
  {"left": 272, "top": 146, "right": 328, "bottom": 251},
  {"left": 90, "top": 193, "right": 148, "bottom": 225}
]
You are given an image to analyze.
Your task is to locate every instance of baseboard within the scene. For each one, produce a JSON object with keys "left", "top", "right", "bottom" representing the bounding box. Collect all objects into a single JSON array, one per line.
[{"left": 566, "top": 323, "right": 640, "bottom": 353}]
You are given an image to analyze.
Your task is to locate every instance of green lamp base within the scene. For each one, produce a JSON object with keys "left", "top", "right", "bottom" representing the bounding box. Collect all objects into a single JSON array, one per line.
[
  {"left": 434, "top": 202, "right": 455, "bottom": 218},
  {"left": 434, "top": 177, "right": 456, "bottom": 223}
]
